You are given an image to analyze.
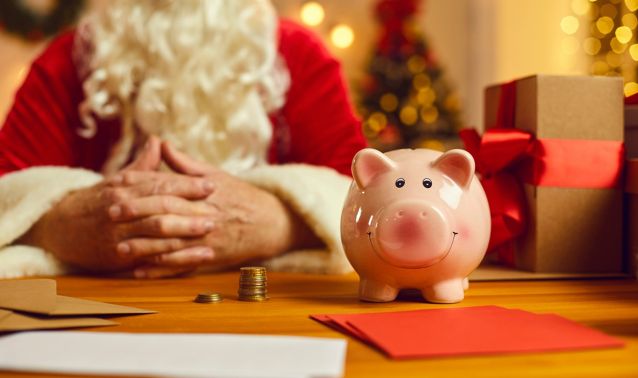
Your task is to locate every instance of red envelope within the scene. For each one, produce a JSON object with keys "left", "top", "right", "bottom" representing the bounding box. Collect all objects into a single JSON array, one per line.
[{"left": 311, "top": 306, "right": 624, "bottom": 359}]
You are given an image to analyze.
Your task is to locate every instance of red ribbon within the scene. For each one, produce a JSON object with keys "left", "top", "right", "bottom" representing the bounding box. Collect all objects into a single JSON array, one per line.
[{"left": 460, "top": 81, "right": 624, "bottom": 265}]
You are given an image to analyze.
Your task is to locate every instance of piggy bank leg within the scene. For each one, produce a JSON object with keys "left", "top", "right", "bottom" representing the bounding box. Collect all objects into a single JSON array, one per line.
[
  {"left": 359, "top": 279, "right": 399, "bottom": 302},
  {"left": 422, "top": 279, "right": 465, "bottom": 304},
  {"left": 463, "top": 277, "right": 469, "bottom": 290}
]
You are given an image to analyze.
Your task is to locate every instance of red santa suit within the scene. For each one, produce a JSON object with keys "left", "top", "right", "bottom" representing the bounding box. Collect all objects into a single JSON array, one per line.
[{"left": 0, "top": 20, "right": 367, "bottom": 278}]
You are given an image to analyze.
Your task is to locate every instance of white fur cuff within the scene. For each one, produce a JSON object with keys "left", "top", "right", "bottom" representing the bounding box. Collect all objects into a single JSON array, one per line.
[
  {"left": 240, "top": 164, "right": 354, "bottom": 274},
  {"left": 0, "top": 167, "right": 103, "bottom": 278},
  {"left": 0, "top": 164, "right": 354, "bottom": 278}
]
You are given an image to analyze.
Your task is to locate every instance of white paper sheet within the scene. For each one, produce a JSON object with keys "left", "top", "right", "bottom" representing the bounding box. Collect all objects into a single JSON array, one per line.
[{"left": 0, "top": 331, "right": 347, "bottom": 378}]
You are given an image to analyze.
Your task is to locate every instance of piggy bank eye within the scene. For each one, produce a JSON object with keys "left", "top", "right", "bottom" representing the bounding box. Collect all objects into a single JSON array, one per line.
[
  {"left": 423, "top": 178, "right": 433, "bottom": 188},
  {"left": 395, "top": 178, "right": 405, "bottom": 188}
]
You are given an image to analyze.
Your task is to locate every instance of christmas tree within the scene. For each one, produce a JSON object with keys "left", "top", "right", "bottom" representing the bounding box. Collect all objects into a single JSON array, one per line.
[{"left": 358, "top": 0, "right": 462, "bottom": 151}]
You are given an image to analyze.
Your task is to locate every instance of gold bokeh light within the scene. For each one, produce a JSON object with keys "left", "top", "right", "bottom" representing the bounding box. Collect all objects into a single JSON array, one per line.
[
  {"left": 583, "top": 37, "right": 602, "bottom": 55},
  {"left": 596, "top": 16, "right": 615, "bottom": 35},
  {"left": 610, "top": 37, "right": 628, "bottom": 53},
  {"left": 561, "top": 16, "right": 580, "bottom": 34},
  {"left": 571, "top": 0, "right": 590, "bottom": 16},
  {"left": 300, "top": 2, "right": 325, "bottom": 26},
  {"left": 367, "top": 112, "right": 387, "bottom": 132},
  {"left": 615, "top": 26, "right": 633, "bottom": 44},
  {"left": 622, "top": 13, "right": 638, "bottom": 30},
  {"left": 624, "top": 82, "right": 638, "bottom": 96},
  {"left": 399, "top": 106, "right": 418, "bottom": 125},
  {"left": 380, "top": 93, "right": 399, "bottom": 112},
  {"left": 626, "top": 0, "right": 638, "bottom": 12},
  {"left": 330, "top": 24, "right": 354, "bottom": 49}
]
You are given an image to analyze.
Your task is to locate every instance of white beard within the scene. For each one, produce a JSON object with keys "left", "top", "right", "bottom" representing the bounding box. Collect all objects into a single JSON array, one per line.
[{"left": 75, "top": 0, "right": 290, "bottom": 174}]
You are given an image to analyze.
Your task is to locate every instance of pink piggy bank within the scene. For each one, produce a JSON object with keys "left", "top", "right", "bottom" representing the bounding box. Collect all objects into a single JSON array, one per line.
[{"left": 340, "top": 148, "right": 490, "bottom": 303}]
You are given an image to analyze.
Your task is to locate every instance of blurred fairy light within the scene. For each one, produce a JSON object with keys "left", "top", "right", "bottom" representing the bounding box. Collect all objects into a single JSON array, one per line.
[
  {"left": 368, "top": 112, "right": 388, "bottom": 132},
  {"left": 300, "top": 2, "right": 325, "bottom": 26},
  {"left": 572, "top": 0, "right": 591, "bottom": 15},
  {"left": 399, "top": 106, "right": 418, "bottom": 125},
  {"left": 625, "top": 81, "right": 638, "bottom": 95},
  {"left": 622, "top": 13, "right": 638, "bottom": 28},
  {"left": 584, "top": 37, "right": 603, "bottom": 54},
  {"left": 561, "top": 16, "right": 580, "bottom": 34},
  {"left": 616, "top": 25, "right": 633, "bottom": 42},
  {"left": 568, "top": 0, "right": 638, "bottom": 96},
  {"left": 380, "top": 93, "right": 399, "bottom": 112},
  {"left": 330, "top": 24, "right": 354, "bottom": 49},
  {"left": 596, "top": 16, "right": 615, "bottom": 34}
]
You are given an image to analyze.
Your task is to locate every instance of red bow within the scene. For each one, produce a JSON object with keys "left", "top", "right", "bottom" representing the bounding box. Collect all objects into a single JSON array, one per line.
[
  {"left": 459, "top": 128, "right": 531, "bottom": 265},
  {"left": 460, "top": 128, "right": 624, "bottom": 265},
  {"left": 460, "top": 79, "right": 624, "bottom": 266}
]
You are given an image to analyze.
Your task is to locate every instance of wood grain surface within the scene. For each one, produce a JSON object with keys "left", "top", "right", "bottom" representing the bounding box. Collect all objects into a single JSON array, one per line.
[{"left": 1, "top": 272, "right": 637, "bottom": 378}]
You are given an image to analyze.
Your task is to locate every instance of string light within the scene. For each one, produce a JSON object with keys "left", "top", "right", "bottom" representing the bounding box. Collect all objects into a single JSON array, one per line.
[
  {"left": 412, "top": 73, "right": 430, "bottom": 90},
  {"left": 596, "top": 16, "right": 615, "bottom": 34},
  {"left": 367, "top": 112, "right": 388, "bottom": 132},
  {"left": 622, "top": 12, "right": 638, "bottom": 28},
  {"left": 572, "top": 0, "right": 591, "bottom": 16},
  {"left": 568, "top": 0, "right": 638, "bottom": 96},
  {"left": 615, "top": 25, "right": 633, "bottom": 42},
  {"left": 625, "top": 81, "right": 638, "bottom": 96},
  {"left": 330, "top": 24, "right": 354, "bottom": 49},
  {"left": 584, "top": 37, "right": 603, "bottom": 54},
  {"left": 399, "top": 106, "right": 418, "bottom": 125},
  {"left": 561, "top": 15, "right": 580, "bottom": 34},
  {"left": 300, "top": 2, "right": 325, "bottom": 27},
  {"left": 380, "top": 93, "right": 399, "bottom": 112}
]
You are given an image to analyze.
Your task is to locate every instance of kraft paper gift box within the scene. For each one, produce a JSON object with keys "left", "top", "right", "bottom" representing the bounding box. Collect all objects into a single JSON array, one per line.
[{"left": 478, "top": 75, "right": 624, "bottom": 273}]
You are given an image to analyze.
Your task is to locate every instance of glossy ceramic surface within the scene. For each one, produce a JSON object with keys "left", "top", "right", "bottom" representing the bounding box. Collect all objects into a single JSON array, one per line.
[{"left": 340, "top": 148, "right": 491, "bottom": 303}]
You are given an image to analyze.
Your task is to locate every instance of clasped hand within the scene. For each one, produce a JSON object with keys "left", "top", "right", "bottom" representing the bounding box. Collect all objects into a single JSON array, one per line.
[{"left": 21, "top": 136, "right": 310, "bottom": 278}]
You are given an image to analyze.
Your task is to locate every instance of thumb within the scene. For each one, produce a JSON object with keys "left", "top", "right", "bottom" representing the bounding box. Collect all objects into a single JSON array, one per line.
[
  {"left": 161, "top": 141, "right": 216, "bottom": 176},
  {"left": 123, "top": 135, "right": 162, "bottom": 171}
]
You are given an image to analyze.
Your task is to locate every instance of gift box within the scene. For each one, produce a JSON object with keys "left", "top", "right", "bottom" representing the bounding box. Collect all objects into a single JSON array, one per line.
[
  {"left": 467, "top": 75, "right": 624, "bottom": 273},
  {"left": 625, "top": 159, "right": 638, "bottom": 278}
]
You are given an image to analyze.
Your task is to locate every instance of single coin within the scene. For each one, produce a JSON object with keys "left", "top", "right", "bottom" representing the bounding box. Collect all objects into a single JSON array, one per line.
[{"left": 194, "top": 292, "right": 223, "bottom": 303}]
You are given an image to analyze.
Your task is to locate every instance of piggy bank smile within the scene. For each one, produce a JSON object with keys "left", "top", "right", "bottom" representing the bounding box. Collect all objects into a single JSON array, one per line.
[{"left": 366, "top": 201, "right": 459, "bottom": 269}]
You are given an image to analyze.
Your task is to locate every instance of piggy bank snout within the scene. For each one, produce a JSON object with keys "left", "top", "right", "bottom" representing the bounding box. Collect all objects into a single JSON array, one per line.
[{"left": 373, "top": 200, "right": 453, "bottom": 269}]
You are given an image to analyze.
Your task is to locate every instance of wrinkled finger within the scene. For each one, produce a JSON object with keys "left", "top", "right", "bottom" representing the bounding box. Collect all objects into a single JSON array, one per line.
[
  {"left": 116, "top": 237, "right": 193, "bottom": 257},
  {"left": 148, "top": 247, "right": 215, "bottom": 267},
  {"left": 161, "top": 141, "right": 218, "bottom": 176},
  {"left": 133, "top": 265, "right": 195, "bottom": 279},
  {"left": 109, "top": 171, "right": 215, "bottom": 199},
  {"left": 123, "top": 135, "right": 162, "bottom": 172},
  {"left": 124, "top": 215, "right": 214, "bottom": 238},
  {"left": 109, "top": 195, "right": 217, "bottom": 221}
]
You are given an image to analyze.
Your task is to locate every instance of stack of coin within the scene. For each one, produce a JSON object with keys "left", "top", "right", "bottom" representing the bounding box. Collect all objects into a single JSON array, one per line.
[
  {"left": 194, "top": 292, "right": 223, "bottom": 303},
  {"left": 238, "top": 266, "right": 268, "bottom": 301}
]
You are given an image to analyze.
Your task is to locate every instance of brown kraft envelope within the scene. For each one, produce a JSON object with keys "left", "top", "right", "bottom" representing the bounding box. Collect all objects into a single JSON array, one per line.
[
  {"left": 0, "top": 279, "right": 155, "bottom": 316},
  {"left": 0, "top": 309, "right": 116, "bottom": 332}
]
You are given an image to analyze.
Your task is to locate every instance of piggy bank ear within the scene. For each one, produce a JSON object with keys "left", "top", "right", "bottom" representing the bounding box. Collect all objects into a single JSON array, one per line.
[
  {"left": 431, "top": 149, "right": 475, "bottom": 189},
  {"left": 352, "top": 148, "right": 397, "bottom": 190}
]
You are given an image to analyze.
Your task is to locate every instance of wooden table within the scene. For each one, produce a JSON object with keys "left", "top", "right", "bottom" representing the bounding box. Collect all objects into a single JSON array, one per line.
[{"left": 2, "top": 272, "right": 638, "bottom": 378}]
